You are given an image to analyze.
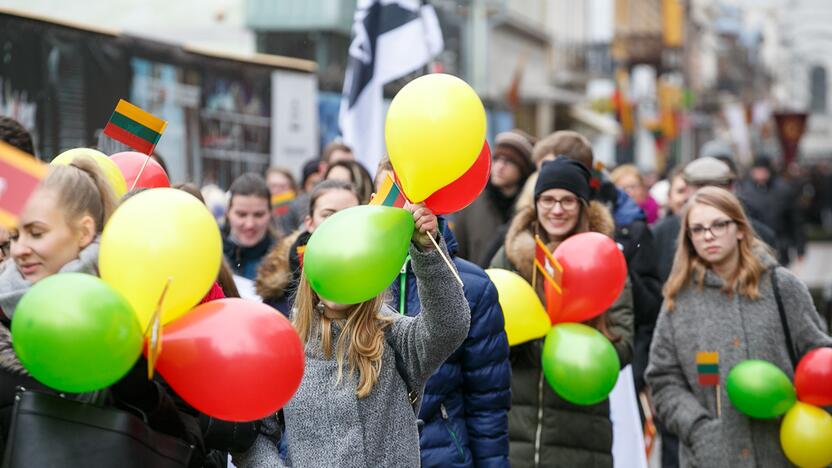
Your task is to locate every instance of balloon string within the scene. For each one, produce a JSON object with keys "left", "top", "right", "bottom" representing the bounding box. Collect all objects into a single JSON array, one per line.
[
  {"left": 427, "top": 233, "right": 463, "bottom": 287},
  {"left": 130, "top": 154, "right": 153, "bottom": 192}
]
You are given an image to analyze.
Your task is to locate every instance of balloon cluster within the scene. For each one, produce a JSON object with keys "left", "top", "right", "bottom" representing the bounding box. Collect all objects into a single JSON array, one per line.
[
  {"left": 304, "top": 74, "right": 489, "bottom": 304},
  {"left": 13, "top": 149, "right": 304, "bottom": 422},
  {"left": 487, "top": 232, "right": 628, "bottom": 405},
  {"left": 386, "top": 73, "right": 490, "bottom": 214},
  {"left": 727, "top": 349, "right": 832, "bottom": 467}
]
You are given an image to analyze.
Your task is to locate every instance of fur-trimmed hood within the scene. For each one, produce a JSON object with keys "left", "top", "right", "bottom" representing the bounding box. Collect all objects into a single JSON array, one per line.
[
  {"left": 256, "top": 230, "right": 302, "bottom": 300},
  {"left": 504, "top": 201, "right": 615, "bottom": 284}
]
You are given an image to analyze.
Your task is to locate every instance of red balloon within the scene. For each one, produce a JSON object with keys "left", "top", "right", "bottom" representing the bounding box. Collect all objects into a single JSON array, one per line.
[
  {"left": 795, "top": 347, "right": 832, "bottom": 406},
  {"left": 423, "top": 142, "right": 491, "bottom": 215},
  {"left": 545, "top": 232, "right": 627, "bottom": 324},
  {"left": 394, "top": 141, "right": 490, "bottom": 215},
  {"left": 110, "top": 151, "right": 170, "bottom": 189},
  {"left": 155, "top": 299, "right": 304, "bottom": 421}
]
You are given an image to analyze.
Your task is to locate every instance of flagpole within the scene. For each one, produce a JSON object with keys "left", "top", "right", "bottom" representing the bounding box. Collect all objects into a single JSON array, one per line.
[
  {"left": 426, "top": 232, "right": 463, "bottom": 287},
  {"left": 130, "top": 154, "right": 153, "bottom": 192},
  {"left": 716, "top": 385, "right": 722, "bottom": 418}
]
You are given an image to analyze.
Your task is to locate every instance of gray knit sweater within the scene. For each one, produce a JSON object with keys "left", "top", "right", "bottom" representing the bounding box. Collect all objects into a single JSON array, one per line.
[
  {"left": 646, "top": 251, "right": 831, "bottom": 468},
  {"left": 234, "top": 240, "right": 470, "bottom": 467}
]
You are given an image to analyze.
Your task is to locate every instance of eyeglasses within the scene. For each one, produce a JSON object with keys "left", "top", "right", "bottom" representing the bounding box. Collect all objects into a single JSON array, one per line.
[
  {"left": 537, "top": 195, "right": 579, "bottom": 212},
  {"left": 688, "top": 219, "right": 735, "bottom": 239}
]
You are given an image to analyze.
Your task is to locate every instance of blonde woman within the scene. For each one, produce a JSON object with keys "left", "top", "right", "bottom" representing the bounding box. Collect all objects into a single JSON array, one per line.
[
  {"left": 236, "top": 204, "right": 471, "bottom": 467},
  {"left": 646, "top": 186, "right": 831, "bottom": 467}
]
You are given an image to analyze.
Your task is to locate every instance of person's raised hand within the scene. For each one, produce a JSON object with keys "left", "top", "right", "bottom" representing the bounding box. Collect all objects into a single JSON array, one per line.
[{"left": 405, "top": 202, "right": 437, "bottom": 250}]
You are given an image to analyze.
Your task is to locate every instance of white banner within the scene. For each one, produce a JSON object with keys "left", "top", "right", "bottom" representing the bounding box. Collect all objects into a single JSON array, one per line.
[{"left": 271, "top": 71, "right": 319, "bottom": 178}]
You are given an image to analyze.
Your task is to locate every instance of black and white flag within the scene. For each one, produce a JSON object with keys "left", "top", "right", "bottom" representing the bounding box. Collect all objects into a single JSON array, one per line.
[{"left": 339, "top": 0, "right": 443, "bottom": 173}]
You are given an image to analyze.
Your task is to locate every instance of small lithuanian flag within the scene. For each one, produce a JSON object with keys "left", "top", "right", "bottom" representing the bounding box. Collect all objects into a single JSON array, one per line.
[
  {"left": 104, "top": 99, "right": 168, "bottom": 155},
  {"left": 0, "top": 141, "right": 47, "bottom": 228},
  {"left": 370, "top": 173, "right": 406, "bottom": 208},
  {"left": 696, "top": 351, "right": 720, "bottom": 386},
  {"left": 272, "top": 191, "right": 296, "bottom": 217}
]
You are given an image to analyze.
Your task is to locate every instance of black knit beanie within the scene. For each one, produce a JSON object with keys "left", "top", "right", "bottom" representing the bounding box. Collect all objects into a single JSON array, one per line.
[{"left": 534, "top": 158, "right": 591, "bottom": 202}]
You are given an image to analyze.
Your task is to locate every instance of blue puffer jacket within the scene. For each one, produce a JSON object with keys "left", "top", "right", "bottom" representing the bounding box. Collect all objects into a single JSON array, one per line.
[{"left": 387, "top": 223, "right": 511, "bottom": 468}]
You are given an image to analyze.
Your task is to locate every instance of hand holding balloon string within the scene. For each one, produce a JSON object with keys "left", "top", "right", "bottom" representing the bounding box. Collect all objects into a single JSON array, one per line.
[{"left": 405, "top": 202, "right": 463, "bottom": 287}]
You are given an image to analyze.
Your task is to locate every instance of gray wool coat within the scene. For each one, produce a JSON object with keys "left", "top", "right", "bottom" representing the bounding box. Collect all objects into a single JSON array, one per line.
[
  {"left": 646, "top": 252, "right": 832, "bottom": 468},
  {"left": 234, "top": 240, "right": 471, "bottom": 467}
]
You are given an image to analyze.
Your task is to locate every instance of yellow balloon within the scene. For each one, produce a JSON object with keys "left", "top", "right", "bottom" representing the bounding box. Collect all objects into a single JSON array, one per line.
[
  {"left": 52, "top": 148, "right": 128, "bottom": 197},
  {"left": 780, "top": 402, "right": 832, "bottom": 468},
  {"left": 100, "top": 188, "right": 221, "bottom": 330},
  {"left": 485, "top": 269, "right": 551, "bottom": 346},
  {"left": 385, "top": 74, "right": 486, "bottom": 202}
]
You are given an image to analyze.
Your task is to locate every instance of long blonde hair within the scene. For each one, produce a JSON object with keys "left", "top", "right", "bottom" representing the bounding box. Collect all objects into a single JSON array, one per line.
[
  {"left": 293, "top": 273, "right": 392, "bottom": 398},
  {"left": 663, "top": 186, "right": 765, "bottom": 310}
]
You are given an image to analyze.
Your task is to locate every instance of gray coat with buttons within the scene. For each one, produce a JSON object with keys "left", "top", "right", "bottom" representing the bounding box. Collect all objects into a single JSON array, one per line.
[{"left": 646, "top": 250, "right": 831, "bottom": 468}]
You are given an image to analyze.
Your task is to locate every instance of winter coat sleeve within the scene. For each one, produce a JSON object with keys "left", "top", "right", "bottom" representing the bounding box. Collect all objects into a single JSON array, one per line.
[
  {"left": 623, "top": 224, "right": 663, "bottom": 329},
  {"left": 461, "top": 276, "right": 511, "bottom": 467},
  {"left": 775, "top": 268, "right": 832, "bottom": 354},
  {"left": 645, "top": 307, "right": 712, "bottom": 446},
  {"left": 388, "top": 238, "right": 472, "bottom": 389},
  {"left": 604, "top": 275, "right": 634, "bottom": 366}
]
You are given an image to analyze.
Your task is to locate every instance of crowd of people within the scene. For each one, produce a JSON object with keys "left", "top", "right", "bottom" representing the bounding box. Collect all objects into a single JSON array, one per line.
[{"left": 0, "top": 113, "right": 829, "bottom": 467}]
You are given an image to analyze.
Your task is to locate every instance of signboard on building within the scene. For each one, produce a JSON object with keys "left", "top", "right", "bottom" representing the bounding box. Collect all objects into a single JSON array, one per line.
[{"left": 271, "top": 70, "right": 319, "bottom": 177}]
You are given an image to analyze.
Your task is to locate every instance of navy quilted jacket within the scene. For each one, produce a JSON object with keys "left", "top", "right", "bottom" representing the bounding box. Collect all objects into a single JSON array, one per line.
[{"left": 387, "top": 223, "right": 511, "bottom": 467}]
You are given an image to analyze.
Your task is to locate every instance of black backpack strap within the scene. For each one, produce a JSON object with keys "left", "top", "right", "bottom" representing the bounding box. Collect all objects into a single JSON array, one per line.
[{"left": 771, "top": 267, "right": 798, "bottom": 368}]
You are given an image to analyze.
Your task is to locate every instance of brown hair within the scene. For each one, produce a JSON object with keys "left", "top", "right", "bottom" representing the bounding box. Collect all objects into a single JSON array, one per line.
[
  {"left": 532, "top": 131, "right": 593, "bottom": 168},
  {"left": 293, "top": 273, "right": 392, "bottom": 398},
  {"left": 321, "top": 142, "right": 353, "bottom": 164},
  {"left": 41, "top": 156, "right": 117, "bottom": 232},
  {"left": 324, "top": 161, "right": 374, "bottom": 204},
  {"left": 266, "top": 167, "right": 298, "bottom": 193},
  {"left": 306, "top": 179, "right": 360, "bottom": 216},
  {"left": 663, "top": 186, "right": 766, "bottom": 310}
]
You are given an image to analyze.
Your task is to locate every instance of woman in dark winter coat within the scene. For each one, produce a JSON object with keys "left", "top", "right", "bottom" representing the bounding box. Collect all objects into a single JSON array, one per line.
[
  {"left": 387, "top": 218, "right": 511, "bottom": 467},
  {"left": 0, "top": 158, "right": 201, "bottom": 463},
  {"left": 646, "top": 187, "right": 832, "bottom": 468},
  {"left": 222, "top": 173, "right": 276, "bottom": 280},
  {"left": 490, "top": 159, "right": 634, "bottom": 468}
]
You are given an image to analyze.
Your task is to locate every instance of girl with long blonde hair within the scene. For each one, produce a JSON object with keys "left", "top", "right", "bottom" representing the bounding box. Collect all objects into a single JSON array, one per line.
[
  {"left": 647, "top": 186, "right": 831, "bottom": 467},
  {"left": 237, "top": 203, "right": 471, "bottom": 467}
]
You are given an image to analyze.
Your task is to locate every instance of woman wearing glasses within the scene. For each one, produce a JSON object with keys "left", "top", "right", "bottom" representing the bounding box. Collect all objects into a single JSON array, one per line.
[
  {"left": 490, "top": 158, "right": 633, "bottom": 468},
  {"left": 646, "top": 186, "right": 831, "bottom": 467}
]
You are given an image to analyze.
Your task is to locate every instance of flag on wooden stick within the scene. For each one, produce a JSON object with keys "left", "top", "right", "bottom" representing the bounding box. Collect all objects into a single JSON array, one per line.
[
  {"left": 533, "top": 235, "right": 563, "bottom": 294},
  {"left": 369, "top": 173, "right": 407, "bottom": 208},
  {"left": 104, "top": 99, "right": 167, "bottom": 155}
]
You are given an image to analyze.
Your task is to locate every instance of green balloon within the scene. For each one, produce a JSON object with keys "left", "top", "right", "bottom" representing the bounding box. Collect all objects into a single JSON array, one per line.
[
  {"left": 726, "top": 360, "right": 796, "bottom": 419},
  {"left": 541, "top": 323, "right": 620, "bottom": 405},
  {"left": 13, "top": 273, "right": 143, "bottom": 393},
  {"left": 304, "top": 205, "right": 415, "bottom": 304}
]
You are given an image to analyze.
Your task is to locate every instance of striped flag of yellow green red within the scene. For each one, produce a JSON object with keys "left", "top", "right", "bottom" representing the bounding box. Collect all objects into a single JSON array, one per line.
[
  {"left": 696, "top": 351, "right": 720, "bottom": 386},
  {"left": 0, "top": 141, "right": 47, "bottom": 228},
  {"left": 370, "top": 173, "right": 407, "bottom": 208},
  {"left": 104, "top": 99, "right": 168, "bottom": 155},
  {"left": 272, "top": 191, "right": 296, "bottom": 217}
]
